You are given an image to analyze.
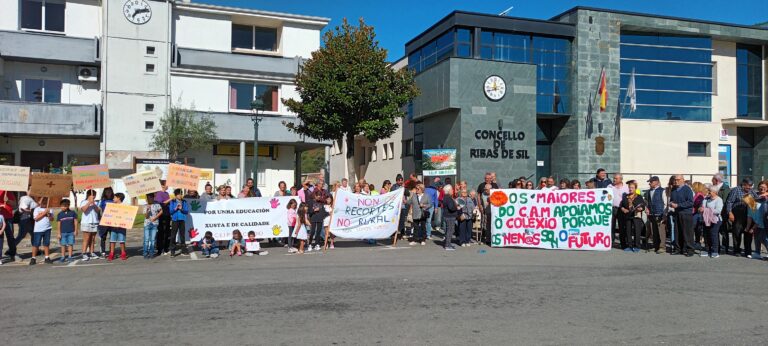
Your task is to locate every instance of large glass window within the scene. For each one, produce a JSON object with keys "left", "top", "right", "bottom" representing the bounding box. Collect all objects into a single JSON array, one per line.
[
  {"left": 619, "top": 33, "right": 712, "bottom": 121},
  {"left": 229, "top": 82, "right": 278, "bottom": 111},
  {"left": 24, "top": 79, "right": 62, "bottom": 103},
  {"left": 479, "top": 32, "right": 571, "bottom": 114},
  {"left": 408, "top": 28, "right": 473, "bottom": 73},
  {"left": 231, "top": 24, "right": 278, "bottom": 51},
  {"left": 737, "top": 44, "right": 763, "bottom": 119},
  {"left": 21, "top": 0, "right": 65, "bottom": 32}
]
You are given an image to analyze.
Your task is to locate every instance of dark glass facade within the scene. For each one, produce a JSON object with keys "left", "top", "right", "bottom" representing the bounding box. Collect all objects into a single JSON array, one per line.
[
  {"left": 737, "top": 44, "right": 763, "bottom": 118},
  {"left": 407, "top": 28, "right": 473, "bottom": 73},
  {"left": 619, "top": 33, "right": 713, "bottom": 121}
]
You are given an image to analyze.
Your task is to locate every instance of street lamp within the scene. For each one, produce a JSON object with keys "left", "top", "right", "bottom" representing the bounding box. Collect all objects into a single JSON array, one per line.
[{"left": 250, "top": 99, "right": 264, "bottom": 187}]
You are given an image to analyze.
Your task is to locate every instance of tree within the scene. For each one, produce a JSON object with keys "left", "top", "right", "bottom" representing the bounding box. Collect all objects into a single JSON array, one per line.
[
  {"left": 283, "top": 18, "right": 420, "bottom": 180},
  {"left": 150, "top": 101, "right": 219, "bottom": 161},
  {"left": 301, "top": 148, "right": 326, "bottom": 174}
]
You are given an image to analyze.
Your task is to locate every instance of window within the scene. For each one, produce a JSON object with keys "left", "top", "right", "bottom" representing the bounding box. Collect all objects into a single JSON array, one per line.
[
  {"left": 144, "top": 121, "right": 154, "bottom": 130},
  {"left": 388, "top": 143, "right": 395, "bottom": 160},
  {"left": 619, "top": 33, "right": 712, "bottom": 121},
  {"left": 23, "top": 79, "right": 61, "bottom": 103},
  {"left": 229, "top": 82, "right": 279, "bottom": 111},
  {"left": 413, "top": 122, "right": 423, "bottom": 161},
  {"left": 21, "top": 0, "right": 65, "bottom": 32},
  {"left": 146, "top": 46, "right": 156, "bottom": 55},
  {"left": 231, "top": 24, "right": 278, "bottom": 51},
  {"left": 408, "top": 27, "right": 474, "bottom": 73},
  {"left": 736, "top": 44, "right": 763, "bottom": 119},
  {"left": 688, "top": 142, "right": 709, "bottom": 157},
  {"left": 145, "top": 103, "right": 155, "bottom": 112},
  {"left": 145, "top": 64, "right": 155, "bottom": 73},
  {"left": 402, "top": 139, "right": 414, "bottom": 157},
  {"left": 370, "top": 146, "right": 377, "bottom": 162}
]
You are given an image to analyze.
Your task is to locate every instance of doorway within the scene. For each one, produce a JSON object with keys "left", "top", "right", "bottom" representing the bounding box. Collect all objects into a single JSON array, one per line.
[
  {"left": 20, "top": 151, "right": 63, "bottom": 173},
  {"left": 737, "top": 128, "right": 754, "bottom": 180}
]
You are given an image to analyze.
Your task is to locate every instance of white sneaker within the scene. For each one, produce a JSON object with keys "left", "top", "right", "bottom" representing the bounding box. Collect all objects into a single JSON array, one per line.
[
  {"left": 90, "top": 253, "right": 100, "bottom": 260},
  {"left": 314, "top": 245, "right": 321, "bottom": 251},
  {"left": 306, "top": 246, "right": 313, "bottom": 252},
  {"left": 82, "top": 253, "right": 89, "bottom": 261},
  {"left": 420, "top": 241, "right": 426, "bottom": 246},
  {"left": 700, "top": 251, "right": 709, "bottom": 257},
  {"left": 100, "top": 252, "right": 106, "bottom": 259},
  {"left": 409, "top": 241, "right": 417, "bottom": 246},
  {"left": 211, "top": 253, "right": 219, "bottom": 258},
  {"left": 245, "top": 252, "right": 253, "bottom": 257},
  {"left": 258, "top": 251, "right": 269, "bottom": 256}
]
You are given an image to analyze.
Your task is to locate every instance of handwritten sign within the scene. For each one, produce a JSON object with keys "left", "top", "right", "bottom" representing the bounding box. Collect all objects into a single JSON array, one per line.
[
  {"left": 167, "top": 163, "right": 201, "bottom": 191},
  {"left": 99, "top": 203, "right": 139, "bottom": 229},
  {"left": 72, "top": 164, "right": 111, "bottom": 190},
  {"left": 0, "top": 165, "right": 30, "bottom": 191},
  {"left": 490, "top": 189, "right": 613, "bottom": 251},
  {"left": 30, "top": 173, "right": 72, "bottom": 198},
  {"left": 122, "top": 170, "right": 162, "bottom": 197},
  {"left": 185, "top": 197, "right": 299, "bottom": 241},
  {"left": 329, "top": 189, "right": 404, "bottom": 239}
]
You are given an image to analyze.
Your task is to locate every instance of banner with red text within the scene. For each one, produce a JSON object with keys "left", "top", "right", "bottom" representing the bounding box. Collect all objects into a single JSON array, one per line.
[
  {"left": 185, "top": 196, "right": 300, "bottom": 241},
  {"left": 329, "top": 188, "right": 404, "bottom": 239},
  {"left": 490, "top": 189, "right": 613, "bottom": 251}
]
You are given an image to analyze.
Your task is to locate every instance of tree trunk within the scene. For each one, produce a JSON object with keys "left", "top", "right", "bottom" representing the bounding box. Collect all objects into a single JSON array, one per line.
[{"left": 345, "top": 133, "right": 356, "bottom": 182}]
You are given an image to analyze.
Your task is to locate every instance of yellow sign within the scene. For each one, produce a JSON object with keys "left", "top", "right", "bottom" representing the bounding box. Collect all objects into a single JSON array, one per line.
[
  {"left": 0, "top": 165, "right": 30, "bottom": 192},
  {"left": 99, "top": 203, "right": 139, "bottom": 229},
  {"left": 167, "top": 163, "right": 202, "bottom": 190},
  {"left": 213, "top": 143, "right": 276, "bottom": 158},
  {"left": 122, "top": 170, "right": 162, "bottom": 197}
]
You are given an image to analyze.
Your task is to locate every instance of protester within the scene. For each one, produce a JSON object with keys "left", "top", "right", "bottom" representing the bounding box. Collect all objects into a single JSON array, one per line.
[
  {"left": 245, "top": 231, "right": 268, "bottom": 256},
  {"left": 609, "top": 174, "right": 629, "bottom": 248},
  {"left": 225, "top": 185, "right": 234, "bottom": 199},
  {"left": 701, "top": 185, "right": 723, "bottom": 258},
  {"left": 558, "top": 179, "right": 570, "bottom": 190},
  {"left": 525, "top": 180, "right": 534, "bottom": 190},
  {"left": 16, "top": 187, "right": 38, "bottom": 252},
  {"left": 0, "top": 188, "right": 17, "bottom": 261},
  {"left": 619, "top": 181, "right": 645, "bottom": 252},
  {"left": 423, "top": 180, "right": 438, "bottom": 239},
  {"left": 381, "top": 180, "right": 392, "bottom": 194},
  {"left": 725, "top": 178, "right": 758, "bottom": 256},
  {"left": 237, "top": 185, "right": 251, "bottom": 199},
  {"left": 408, "top": 183, "right": 431, "bottom": 246},
  {"left": 711, "top": 173, "right": 730, "bottom": 253},
  {"left": 323, "top": 195, "right": 335, "bottom": 249},
  {"left": 585, "top": 179, "right": 596, "bottom": 190},
  {"left": 286, "top": 199, "right": 298, "bottom": 253},
  {"left": 297, "top": 203, "right": 310, "bottom": 253},
  {"left": 216, "top": 185, "right": 230, "bottom": 201},
  {"left": 339, "top": 178, "right": 351, "bottom": 192},
  {"left": 644, "top": 176, "right": 667, "bottom": 254},
  {"left": 155, "top": 181, "right": 172, "bottom": 256},
  {"left": 571, "top": 180, "right": 581, "bottom": 189},
  {"left": 274, "top": 181, "right": 288, "bottom": 197},
  {"left": 309, "top": 190, "right": 327, "bottom": 251},
  {"left": 79, "top": 189, "right": 100, "bottom": 261},
  {"left": 30, "top": 198, "right": 53, "bottom": 265},
  {"left": 56, "top": 199, "right": 78, "bottom": 263},
  {"left": 594, "top": 168, "right": 611, "bottom": 188},
  {"left": 665, "top": 176, "right": 678, "bottom": 251},
  {"left": 143, "top": 193, "right": 163, "bottom": 259},
  {"left": 200, "top": 183, "right": 216, "bottom": 202},
  {"left": 744, "top": 193, "right": 766, "bottom": 259},
  {"left": 107, "top": 193, "right": 128, "bottom": 261},
  {"left": 691, "top": 182, "right": 707, "bottom": 249},
  {"left": 476, "top": 172, "right": 498, "bottom": 195},
  {"left": 98, "top": 187, "right": 115, "bottom": 258},
  {"left": 183, "top": 189, "right": 199, "bottom": 199},
  {"left": 200, "top": 231, "right": 219, "bottom": 258},
  {"left": 457, "top": 189, "right": 476, "bottom": 247},
  {"left": 670, "top": 175, "right": 695, "bottom": 256},
  {"left": 246, "top": 178, "right": 262, "bottom": 197},
  {"left": 228, "top": 230, "right": 245, "bottom": 256},
  {"left": 169, "top": 189, "right": 190, "bottom": 257},
  {"left": 442, "top": 184, "right": 458, "bottom": 251}
]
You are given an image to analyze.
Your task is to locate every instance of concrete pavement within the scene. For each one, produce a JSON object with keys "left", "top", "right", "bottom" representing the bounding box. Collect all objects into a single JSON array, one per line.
[{"left": 1, "top": 238, "right": 767, "bottom": 345}]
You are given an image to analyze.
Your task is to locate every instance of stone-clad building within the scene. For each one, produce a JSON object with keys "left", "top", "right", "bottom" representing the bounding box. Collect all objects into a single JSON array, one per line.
[{"left": 331, "top": 7, "right": 768, "bottom": 188}]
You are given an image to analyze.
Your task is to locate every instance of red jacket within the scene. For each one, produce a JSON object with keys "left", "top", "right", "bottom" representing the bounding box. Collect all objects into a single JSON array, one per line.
[{"left": 0, "top": 190, "right": 16, "bottom": 219}]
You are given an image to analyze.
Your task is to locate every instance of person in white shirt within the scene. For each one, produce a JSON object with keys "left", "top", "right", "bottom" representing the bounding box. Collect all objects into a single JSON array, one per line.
[
  {"left": 79, "top": 189, "right": 101, "bottom": 260},
  {"left": 15, "top": 189, "right": 38, "bottom": 247},
  {"left": 30, "top": 198, "right": 53, "bottom": 265},
  {"left": 609, "top": 174, "right": 629, "bottom": 248},
  {"left": 338, "top": 178, "right": 351, "bottom": 192}
]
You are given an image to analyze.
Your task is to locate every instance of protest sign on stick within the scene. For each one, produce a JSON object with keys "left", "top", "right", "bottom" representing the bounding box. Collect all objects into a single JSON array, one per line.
[
  {"left": 0, "top": 165, "right": 30, "bottom": 191},
  {"left": 72, "top": 164, "right": 111, "bottom": 190},
  {"left": 99, "top": 203, "right": 139, "bottom": 229}
]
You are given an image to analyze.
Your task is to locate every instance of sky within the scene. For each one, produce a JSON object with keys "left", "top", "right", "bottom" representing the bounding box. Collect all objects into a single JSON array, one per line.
[{"left": 204, "top": 0, "right": 768, "bottom": 60}]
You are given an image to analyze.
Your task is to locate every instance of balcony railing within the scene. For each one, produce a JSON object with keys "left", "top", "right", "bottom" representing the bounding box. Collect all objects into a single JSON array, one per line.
[
  {"left": 0, "top": 100, "right": 101, "bottom": 137},
  {"left": 0, "top": 30, "right": 99, "bottom": 64}
]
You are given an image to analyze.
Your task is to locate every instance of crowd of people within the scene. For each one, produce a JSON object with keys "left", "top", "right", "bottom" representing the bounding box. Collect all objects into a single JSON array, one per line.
[{"left": 1, "top": 169, "right": 767, "bottom": 265}]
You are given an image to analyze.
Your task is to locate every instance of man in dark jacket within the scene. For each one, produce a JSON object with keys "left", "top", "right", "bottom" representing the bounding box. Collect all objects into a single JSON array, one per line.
[
  {"left": 725, "top": 178, "right": 757, "bottom": 256},
  {"left": 441, "top": 184, "right": 458, "bottom": 251},
  {"left": 670, "top": 175, "right": 695, "bottom": 256},
  {"left": 594, "top": 168, "right": 611, "bottom": 189},
  {"left": 644, "top": 176, "right": 667, "bottom": 254}
]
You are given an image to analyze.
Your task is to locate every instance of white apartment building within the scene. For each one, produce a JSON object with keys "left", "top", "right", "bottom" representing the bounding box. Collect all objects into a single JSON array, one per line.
[{"left": 1, "top": 0, "right": 329, "bottom": 190}]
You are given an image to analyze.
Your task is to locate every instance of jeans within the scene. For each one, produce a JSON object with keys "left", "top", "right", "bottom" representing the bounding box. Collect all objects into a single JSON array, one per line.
[
  {"left": 15, "top": 217, "right": 33, "bottom": 248},
  {"left": 443, "top": 217, "right": 456, "bottom": 248},
  {"left": 753, "top": 227, "right": 768, "bottom": 256},
  {"left": 170, "top": 220, "right": 187, "bottom": 254},
  {"left": 143, "top": 223, "right": 158, "bottom": 256},
  {"left": 692, "top": 213, "right": 703, "bottom": 245},
  {"left": 612, "top": 207, "right": 626, "bottom": 247},
  {"left": 704, "top": 221, "right": 721, "bottom": 255},
  {"left": 201, "top": 246, "right": 219, "bottom": 256},
  {"left": 425, "top": 207, "right": 434, "bottom": 238},
  {"left": 648, "top": 215, "right": 666, "bottom": 251},
  {"left": 310, "top": 222, "right": 323, "bottom": 245},
  {"left": 3, "top": 217, "right": 16, "bottom": 257},
  {"left": 675, "top": 211, "right": 694, "bottom": 252},
  {"left": 458, "top": 218, "right": 472, "bottom": 245},
  {"left": 287, "top": 226, "right": 294, "bottom": 249},
  {"left": 667, "top": 213, "right": 676, "bottom": 245}
]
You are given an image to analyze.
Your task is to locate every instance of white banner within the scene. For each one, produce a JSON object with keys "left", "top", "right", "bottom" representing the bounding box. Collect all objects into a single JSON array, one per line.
[
  {"left": 186, "top": 196, "right": 300, "bottom": 241},
  {"left": 329, "top": 188, "right": 404, "bottom": 239}
]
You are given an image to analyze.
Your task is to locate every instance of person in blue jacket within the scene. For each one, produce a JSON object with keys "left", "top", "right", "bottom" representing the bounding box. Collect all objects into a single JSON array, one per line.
[
  {"left": 169, "top": 189, "right": 190, "bottom": 257},
  {"left": 670, "top": 175, "right": 695, "bottom": 256}
]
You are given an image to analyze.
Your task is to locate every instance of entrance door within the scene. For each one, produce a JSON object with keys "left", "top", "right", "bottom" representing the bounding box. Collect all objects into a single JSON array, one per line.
[
  {"left": 536, "top": 143, "right": 550, "bottom": 181},
  {"left": 20, "top": 151, "right": 63, "bottom": 173},
  {"left": 737, "top": 128, "right": 754, "bottom": 180}
]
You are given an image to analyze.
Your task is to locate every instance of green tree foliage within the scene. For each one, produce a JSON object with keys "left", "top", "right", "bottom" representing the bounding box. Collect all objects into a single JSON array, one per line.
[
  {"left": 150, "top": 101, "right": 219, "bottom": 160},
  {"left": 283, "top": 18, "right": 419, "bottom": 178},
  {"left": 301, "top": 148, "right": 326, "bottom": 174}
]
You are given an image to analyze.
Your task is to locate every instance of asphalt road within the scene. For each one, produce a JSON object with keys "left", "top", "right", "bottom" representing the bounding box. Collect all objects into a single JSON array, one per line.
[{"left": 1, "top": 238, "right": 767, "bottom": 345}]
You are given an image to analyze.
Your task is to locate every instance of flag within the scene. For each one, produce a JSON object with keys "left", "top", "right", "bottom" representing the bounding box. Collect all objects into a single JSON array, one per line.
[
  {"left": 552, "top": 81, "right": 561, "bottom": 113},
  {"left": 598, "top": 67, "right": 607, "bottom": 112},
  {"left": 627, "top": 68, "right": 637, "bottom": 112},
  {"left": 614, "top": 98, "right": 621, "bottom": 139},
  {"left": 585, "top": 92, "right": 594, "bottom": 139}
]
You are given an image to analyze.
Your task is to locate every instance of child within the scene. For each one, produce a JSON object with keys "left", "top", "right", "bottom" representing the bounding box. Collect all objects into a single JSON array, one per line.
[
  {"left": 56, "top": 199, "right": 78, "bottom": 263},
  {"left": 79, "top": 189, "right": 100, "bottom": 261},
  {"left": 296, "top": 203, "right": 309, "bottom": 254},
  {"left": 323, "top": 196, "right": 335, "bottom": 250},
  {"left": 228, "top": 229, "right": 245, "bottom": 256},
  {"left": 200, "top": 231, "right": 219, "bottom": 258},
  {"left": 143, "top": 193, "right": 163, "bottom": 259},
  {"left": 286, "top": 200, "right": 298, "bottom": 253},
  {"left": 107, "top": 193, "right": 128, "bottom": 261},
  {"left": 97, "top": 187, "right": 115, "bottom": 258},
  {"left": 31, "top": 198, "right": 54, "bottom": 265},
  {"left": 245, "top": 230, "right": 268, "bottom": 256},
  {"left": 169, "top": 189, "right": 190, "bottom": 257}
]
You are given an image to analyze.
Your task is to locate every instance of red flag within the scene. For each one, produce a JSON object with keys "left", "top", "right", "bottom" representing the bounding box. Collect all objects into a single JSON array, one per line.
[{"left": 598, "top": 68, "right": 607, "bottom": 112}]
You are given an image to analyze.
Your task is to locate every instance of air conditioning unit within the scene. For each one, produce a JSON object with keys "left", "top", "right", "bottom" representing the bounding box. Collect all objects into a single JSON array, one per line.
[{"left": 78, "top": 66, "right": 99, "bottom": 82}]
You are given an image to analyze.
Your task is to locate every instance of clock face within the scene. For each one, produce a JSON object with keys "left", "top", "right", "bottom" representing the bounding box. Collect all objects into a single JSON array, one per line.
[
  {"left": 123, "top": 0, "right": 152, "bottom": 25},
  {"left": 484, "top": 75, "right": 506, "bottom": 101}
]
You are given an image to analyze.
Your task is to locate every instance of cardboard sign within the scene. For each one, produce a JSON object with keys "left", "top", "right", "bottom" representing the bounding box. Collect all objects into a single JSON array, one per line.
[
  {"left": 167, "top": 163, "right": 201, "bottom": 191},
  {"left": 72, "top": 164, "right": 112, "bottom": 190},
  {"left": 0, "top": 165, "right": 30, "bottom": 191},
  {"left": 29, "top": 173, "right": 73, "bottom": 198},
  {"left": 122, "top": 170, "right": 162, "bottom": 197},
  {"left": 99, "top": 203, "right": 139, "bottom": 229},
  {"left": 490, "top": 189, "right": 613, "bottom": 251}
]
